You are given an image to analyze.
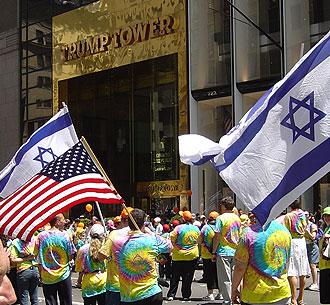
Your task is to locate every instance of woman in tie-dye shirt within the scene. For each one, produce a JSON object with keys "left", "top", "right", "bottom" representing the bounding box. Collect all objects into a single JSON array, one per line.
[
  {"left": 232, "top": 220, "right": 292, "bottom": 304},
  {"left": 9, "top": 237, "right": 39, "bottom": 305},
  {"left": 75, "top": 233, "right": 106, "bottom": 305},
  {"left": 284, "top": 200, "right": 310, "bottom": 305}
]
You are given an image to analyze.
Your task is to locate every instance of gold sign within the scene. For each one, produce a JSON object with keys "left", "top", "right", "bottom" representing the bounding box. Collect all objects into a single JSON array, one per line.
[
  {"left": 61, "top": 15, "right": 175, "bottom": 62},
  {"left": 137, "top": 180, "right": 184, "bottom": 197}
]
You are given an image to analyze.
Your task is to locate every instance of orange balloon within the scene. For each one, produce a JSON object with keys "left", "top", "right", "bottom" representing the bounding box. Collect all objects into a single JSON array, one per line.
[{"left": 86, "top": 204, "right": 93, "bottom": 212}]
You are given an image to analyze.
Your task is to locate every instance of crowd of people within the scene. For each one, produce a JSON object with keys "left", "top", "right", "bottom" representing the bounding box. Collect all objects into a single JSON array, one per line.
[{"left": 0, "top": 197, "right": 330, "bottom": 305}]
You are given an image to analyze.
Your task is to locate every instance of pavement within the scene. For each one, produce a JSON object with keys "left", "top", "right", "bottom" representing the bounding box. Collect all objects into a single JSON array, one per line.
[{"left": 37, "top": 270, "right": 322, "bottom": 305}]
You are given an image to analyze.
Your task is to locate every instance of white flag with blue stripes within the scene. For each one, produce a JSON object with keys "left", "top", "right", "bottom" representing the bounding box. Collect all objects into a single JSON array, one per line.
[
  {"left": 179, "top": 32, "right": 330, "bottom": 226},
  {"left": 0, "top": 106, "right": 78, "bottom": 198}
]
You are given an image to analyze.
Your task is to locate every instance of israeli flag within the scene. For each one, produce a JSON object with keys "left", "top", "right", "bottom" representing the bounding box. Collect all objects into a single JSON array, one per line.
[
  {"left": 179, "top": 32, "right": 330, "bottom": 226},
  {"left": 0, "top": 106, "right": 78, "bottom": 198}
]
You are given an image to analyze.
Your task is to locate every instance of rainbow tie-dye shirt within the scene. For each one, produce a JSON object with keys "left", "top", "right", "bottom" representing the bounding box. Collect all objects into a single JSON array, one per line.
[
  {"left": 34, "top": 230, "right": 76, "bottom": 284},
  {"left": 200, "top": 223, "right": 216, "bottom": 259},
  {"left": 214, "top": 213, "right": 241, "bottom": 256},
  {"left": 114, "top": 231, "right": 172, "bottom": 302},
  {"left": 75, "top": 244, "right": 106, "bottom": 298},
  {"left": 284, "top": 209, "right": 307, "bottom": 238},
  {"left": 99, "top": 226, "right": 130, "bottom": 292},
  {"left": 235, "top": 221, "right": 292, "bottom": 304},
  {"left": 10, "top": 237, "right": 37, "bottom": 273},
  {"left": 170, "top": 223, "right": 200, "bottom": 261}
]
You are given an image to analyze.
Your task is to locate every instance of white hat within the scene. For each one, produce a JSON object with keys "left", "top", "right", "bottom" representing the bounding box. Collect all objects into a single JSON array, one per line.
[
  {"left": 154, "top": 217, "right": 161, "bottom": 223},
  {"left": 89, "top": 224, "right": 105, "bottom": 237}
]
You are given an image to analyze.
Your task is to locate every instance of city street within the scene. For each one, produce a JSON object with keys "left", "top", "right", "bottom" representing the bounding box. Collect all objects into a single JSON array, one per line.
[{"left": 37, "top": 270, "right": 321, "bottom": 305}]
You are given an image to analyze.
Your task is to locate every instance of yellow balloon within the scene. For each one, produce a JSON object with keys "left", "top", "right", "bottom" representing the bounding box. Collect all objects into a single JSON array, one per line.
[{"left": 86, "top": 204, "right": 93, "bottom": 212}]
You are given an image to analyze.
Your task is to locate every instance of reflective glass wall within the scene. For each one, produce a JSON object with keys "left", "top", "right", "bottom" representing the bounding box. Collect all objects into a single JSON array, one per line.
[
  {"left": 20, "top": 0, "right": 98, "bottom": 142},
  {"left": 62, "top": 54, "right": 179, "bottom": 212}
]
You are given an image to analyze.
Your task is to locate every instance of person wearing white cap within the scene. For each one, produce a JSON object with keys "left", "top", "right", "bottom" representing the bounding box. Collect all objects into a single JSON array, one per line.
[{"left": 152, "top": 217, "right": 163, "bottom": 235}]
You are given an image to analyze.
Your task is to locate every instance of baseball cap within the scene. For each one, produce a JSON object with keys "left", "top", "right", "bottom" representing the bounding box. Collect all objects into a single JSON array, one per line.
[
  {"left": 322, "top": 207, "right": 330, "bottom": 216},
  {"left": 240, "top": 214, "right": 249, "bottom": 222},
  {"left": 208, "top": 211, "right": 219, "bottom": 220},
  {"left": 89, "top": 223, "right": 105, "bottom": 237},
  {"left": 182, "top": 211, "right": 193, "bottom": 221},
  {"left": 154, "top": 217, "right": 161, "bottom": 223},
  {"left": 172, "top": 219, "right": 180, "bottom": 227},
  {"left": 107, "top": 220, "right": 116, "bottom": 230},
  {"left": 120, "top": 207, "right": 134, "bottom": 219},
  {"left": 163, "top": 224, "right": 170, "bottom": 232},
  {"left": 113, "top": 216, "right": 121, "bottom": 223}
]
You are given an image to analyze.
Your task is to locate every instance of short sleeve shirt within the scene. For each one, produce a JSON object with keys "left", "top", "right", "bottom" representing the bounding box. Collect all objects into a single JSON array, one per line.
[
  {"left": 319, "top": 225, "right": 330, "bottom": 271},
  {"left": 75, "top": 244, "right": 106, "bottom": 298},
  {"left": 9, "top": 237, "right": 37, "bottom": 272},
  {"left": 200, "top": 223, "right": 216, "bottom": 259},
  {"left": 214, "top": 213, "right": 241, "bottom": 256},
  {"left": 114, "top": 231, "right": 172, "bottom": 302},
  {"left": 99, "top": 226, "right": 130, "bottom": 292},
  {"left": 235, "top": 221, "right": 292, "bottom": 304},
  {"left": 170, "top": 224, "right": 200, "bottom": 261},
  {"left": 284, "top": 209, "right": 307, "bottom": 238},
  {"left": 34, "top": 230, "right": 76, "bottom": 284},
  {"left": 305, "top": 221, "right": 317, "bottom": 244}
]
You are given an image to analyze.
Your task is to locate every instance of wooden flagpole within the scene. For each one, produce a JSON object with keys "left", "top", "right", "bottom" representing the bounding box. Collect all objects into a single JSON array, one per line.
[{"left": 80, "top": 136, "right": 140, "bottom": 231}]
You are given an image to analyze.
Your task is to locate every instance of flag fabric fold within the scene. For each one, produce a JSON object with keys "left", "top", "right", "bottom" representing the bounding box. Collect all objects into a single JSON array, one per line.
[
  {"left": 179, "top": 32, "right": 330, "bottom": 226},
  {"left": 0, "top": 141, "right": 123, "bottom": 240},
  {"left": 0, "top": 106, "right": 78, "bottom": 198}
]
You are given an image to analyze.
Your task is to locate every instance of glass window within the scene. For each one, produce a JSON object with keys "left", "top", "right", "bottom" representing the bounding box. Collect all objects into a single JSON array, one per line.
[
  {"left": 190, "top": 0, "right": 231, "bottom": 90},
  {"left": 236, "top": 0, "right": 281, "bottom": 83},
  {"left": 197, "top": 97, "right": 233, "bottom": 212},
  {"left": 63, "top": 54, "right": 179, "bottom": 205}
]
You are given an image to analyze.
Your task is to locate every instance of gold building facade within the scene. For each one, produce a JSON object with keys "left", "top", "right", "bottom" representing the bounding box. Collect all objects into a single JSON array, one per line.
[{"left": 52, "top": 0, "right": 189, "bottom": 215}]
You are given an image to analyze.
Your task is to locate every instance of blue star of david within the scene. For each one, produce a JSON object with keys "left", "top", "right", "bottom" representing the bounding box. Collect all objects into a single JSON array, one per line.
[
  {"left": 33, "top": 147, "right": 58, "bottom": 168},
  {"left": 280, "top": 92, "right": 326, "bottom": 143}
]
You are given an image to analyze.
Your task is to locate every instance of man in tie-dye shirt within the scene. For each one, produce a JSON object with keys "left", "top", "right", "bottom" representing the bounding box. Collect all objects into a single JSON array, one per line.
[
  {"left": 34, "top": 214, "right": 76, "bottom": 305},
  {"left": 112, "top": 208, "right": 172, "bottom": 305},
  {"left": 211, "top": 197, "right": 241, "bottom": 305},
  {"left": 231, "top": 220, "right": 292, "bottom": 305},
  {"left": 167, "top": 210, "right": 200, "bottom": 302}
]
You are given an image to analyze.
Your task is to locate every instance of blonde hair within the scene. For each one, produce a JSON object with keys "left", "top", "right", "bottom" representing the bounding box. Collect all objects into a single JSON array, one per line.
[{"left": 89, "top": 235, "right": 103, "bottom": 261}]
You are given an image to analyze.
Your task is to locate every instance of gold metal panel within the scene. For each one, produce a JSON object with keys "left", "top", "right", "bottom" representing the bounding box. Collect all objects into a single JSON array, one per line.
[
  {"left": 52, "top": 0, "right": 189, "bottom": 200},
  {"left": 136, "top": 180, "right": 184, "bottom": 197}
]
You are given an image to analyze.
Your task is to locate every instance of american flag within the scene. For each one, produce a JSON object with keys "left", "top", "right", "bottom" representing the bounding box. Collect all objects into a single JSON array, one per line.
[{"left": 0, "top": 141, "right": 123, "bottom": 240}]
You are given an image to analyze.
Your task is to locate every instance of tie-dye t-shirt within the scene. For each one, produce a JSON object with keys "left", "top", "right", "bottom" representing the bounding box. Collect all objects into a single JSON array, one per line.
[
  {"left": 235, "top": 221, "right": 292, "bottom": 304},
  {"left": 284, "top": 209, "right": 307, "bottom": 238},
  {"left": 10, "top": 237, "right": 37, "bottom": 273},
  {"left": 114, "top": 231, "right": 172, "bottom": 302},
  {"left": 75, "top": 244, "right": 106, "bottom": 298},
  {"left": 214, "top": 213, "right": 241, "bottom": 256},
  {"left": 170, "top": 223, "right": 200, "bottom": 261},
  {"left": 34, "top": 230, "right": 76, "bottom": 284},
  {"left": 200, "top": 223, "right": 216, "bottom": 259},
  {"left": 319, "top": 225, "right": 330, "bottom": 270},
  {"left": 99, "top": 226, "right": 130, "bottom": 292}
]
